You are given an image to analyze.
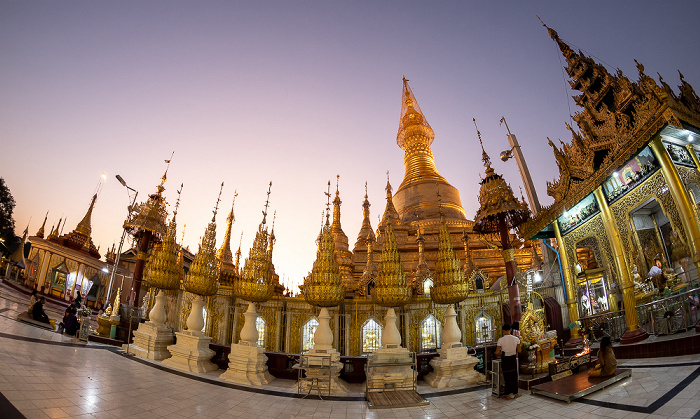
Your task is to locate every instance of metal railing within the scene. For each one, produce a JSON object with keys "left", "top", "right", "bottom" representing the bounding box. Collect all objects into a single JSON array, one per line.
[
  {"left": 636, "top": 284, "right": 700, "bottom": 336},
  {"left": 578, "top": 309, "right": 627, "bottom": 342}
]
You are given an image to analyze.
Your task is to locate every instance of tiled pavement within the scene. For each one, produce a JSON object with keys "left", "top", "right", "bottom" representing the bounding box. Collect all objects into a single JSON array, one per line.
[{"left": 1, "top": 279, "right": 699, "bottom": 419}]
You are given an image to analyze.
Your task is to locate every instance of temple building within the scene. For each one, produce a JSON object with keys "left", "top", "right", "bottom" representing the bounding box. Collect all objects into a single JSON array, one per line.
[
  {"left": 522, "top": 25, "right": 700, "bottom": 344},
  {"left": 23, "top": 195, "right": 111, "bottom": 307}
]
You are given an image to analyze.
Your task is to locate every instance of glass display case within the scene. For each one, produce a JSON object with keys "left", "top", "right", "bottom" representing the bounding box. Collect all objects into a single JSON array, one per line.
[
  {"left": 603, "top": 146, "right": 659, "bottom": 203},
  {"left": 577, "top": 268, "right": 610, "bottom": 317}
]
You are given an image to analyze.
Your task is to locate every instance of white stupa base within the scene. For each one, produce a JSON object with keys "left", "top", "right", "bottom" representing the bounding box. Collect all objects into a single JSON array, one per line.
[
  {"left": 220, "top": 342, "right": 274, "bottom": 385},
  {"left": 123, "top": 321, "right": 174, "bottom": 361},
  {"left": 366, "top": 346, "right": 415, "bottom": 392},
  {"left": 295, "top": 348, "right": 348, "bottom": 394},
  {"left": 424, "top": 344, "right": 483, "bottom": 388},
  {"left": 162, "top": 331, "right": 218, "bottom": 373}
]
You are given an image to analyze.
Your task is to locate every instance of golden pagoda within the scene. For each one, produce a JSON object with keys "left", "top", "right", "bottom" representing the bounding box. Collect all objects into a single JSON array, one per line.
[
  {"left": 217, "top": 192, "right": 238, "bottom": 287},
  {"left": 393, "top": 77, "right": 466, "bottom": 223}
]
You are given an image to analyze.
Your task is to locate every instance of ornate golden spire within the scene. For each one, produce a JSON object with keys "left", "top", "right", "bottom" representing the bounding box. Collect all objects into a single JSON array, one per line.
[
  {"left": 431, "top": 216, "right": 469, "bottom": 304},
  {"left": 183, "top": 183, "right": 222, "bottom": 296},
  {"left": 354, "top": 181, "right": 376, "bottom": 248},
  {"left": 331, "top": 175, "right": 350, "bottom": 252},
  {"left": 216, "top": 191, "right": 237, "bottom": 263},
  {"left": 74, "top": 194, "right": 97, "bottom": 238},
  {"left": 304, "top": 182, "right": 344, "bottom": 307},
  {"left": 234, "top": 231, "right": 243, "bottom": 274},
  {"left": 361, "top": 233, "right": 377, "bottom": 292},
  {"left": 462, "top": 231, "right": 476, "bottom": 278},
  {"left": 379, "top": 173, "right": 402, "bottom": 229},
  {"left": 36, "top": 212, "right": 48, "bottom": 238},
  {"left": 394, "top": 78, "right": 466, "bottom": 222},
  {"left": 372, "top": 223, "right": 412, "bottom": 307},
  {"left": 235, "top": 182, "right": 275, "bottom": 303},
  {"left": 124, "top": 165, "right": 169, "bottom": 241},
  {"left": 413, "top": 225, "right": 431, "bottom": 288},
  {"left": 145, "top": 185, "right": 183, "bottom": 291},
  {"left": 473, "top": 119, "right": 530, "bottom": 234},
  {"left": 47, "top": 220, "right": 60, "bottom": 241}
]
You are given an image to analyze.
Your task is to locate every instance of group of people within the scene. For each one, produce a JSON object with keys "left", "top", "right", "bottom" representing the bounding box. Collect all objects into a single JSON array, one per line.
[
  {"left": 495, "top": 321, "right": 617, "bottom": 400},
  {"left": 27, "top": 290, "right": 83, "bottom": 337}
]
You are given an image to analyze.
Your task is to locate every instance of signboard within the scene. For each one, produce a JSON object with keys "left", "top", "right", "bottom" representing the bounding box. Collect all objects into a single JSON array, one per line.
[{"left": 78, "top": 315, "right": 90, "bottom": 343}]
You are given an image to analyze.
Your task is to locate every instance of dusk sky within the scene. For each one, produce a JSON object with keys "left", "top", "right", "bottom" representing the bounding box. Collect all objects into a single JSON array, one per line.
[{"left": 2, "top": 2, "right": 699, "bottom": 292}]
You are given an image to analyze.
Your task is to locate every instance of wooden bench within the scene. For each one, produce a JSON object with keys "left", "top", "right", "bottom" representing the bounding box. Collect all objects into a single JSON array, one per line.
[
  {"left": 531, "top": 368, "right": 631, "bottom": 403},
  {"left": 16, "top": 312, "right": 55, "bottom": 331}
]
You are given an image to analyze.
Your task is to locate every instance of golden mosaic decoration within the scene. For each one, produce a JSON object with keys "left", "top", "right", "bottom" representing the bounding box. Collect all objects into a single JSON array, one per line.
[{"left": 183, "top": 183, "right": 222, "bottom": 297}]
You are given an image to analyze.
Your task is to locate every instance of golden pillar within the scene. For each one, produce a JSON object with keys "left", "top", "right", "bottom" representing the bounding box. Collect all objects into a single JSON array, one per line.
[
  {"left": 552, "top": 220, "right": 578, "bottom": 339},
  {"left": 593, "top": 187, "right": 644, "bottom": 343},
  {"left": 650, "top": 137, "right": 700, "bottom": 268}
]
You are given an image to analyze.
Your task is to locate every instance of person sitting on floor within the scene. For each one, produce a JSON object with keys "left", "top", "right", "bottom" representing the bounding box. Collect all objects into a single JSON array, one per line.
[
  {"left": 588, "top": 336, "right": 617, "bottom": 377},
  {"left": 31, "top": 297, "right": 51, "bottom": 324},
  {"left": 28, "top": 290, "right": 37, "bottom": 315},
  {"left": 62, "top": 306, "right": 80, "bottom": 336}
]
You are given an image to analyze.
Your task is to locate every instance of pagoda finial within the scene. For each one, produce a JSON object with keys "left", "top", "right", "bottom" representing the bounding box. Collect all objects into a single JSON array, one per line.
[
  {"left": 173, "top": 183, "right": 183, "bottom": 220},
  {"left": 385, "top": 171, "right": 392, "bottom": 196},
  {"left": 324, "top": 180, "right": 332, "bottom": 226},
  {"left": 74, "top": 194, "right": 97, "bottom": 238},
  {"left": 217, "top": 190, "right": 237, "bottom": 263},
  {"left": 262, "top": 181, "right": 272, "bottom": 225},
  {"left": 212, "top": 182, "right": 224, "bottom": 222},
  {"left": 473, "top": 118, "right": 492, "bottom": 170},
  {"left": 36, "top": 211, "right": 48, "bottom": 238}
]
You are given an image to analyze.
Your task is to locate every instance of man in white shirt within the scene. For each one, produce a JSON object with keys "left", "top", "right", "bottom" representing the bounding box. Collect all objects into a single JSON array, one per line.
[{"left": 495, "top": 323, "right": 521, "bottom": 400}]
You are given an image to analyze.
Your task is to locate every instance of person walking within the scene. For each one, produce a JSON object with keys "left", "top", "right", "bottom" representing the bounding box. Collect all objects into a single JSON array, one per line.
[{"left": 495, "top": 323, "right": 521, "bottom": 400}]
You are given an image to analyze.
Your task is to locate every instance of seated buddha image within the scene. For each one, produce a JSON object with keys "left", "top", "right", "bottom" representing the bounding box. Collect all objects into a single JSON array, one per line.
[
  {"left": 421, "top": 328, "right": 435, "bottom": 347},
  {"left": 520, "top": 303, "right": 544, "bottom": 343},
  {"left": 363, "top": 329, "right": 377, "bottom": 352}
]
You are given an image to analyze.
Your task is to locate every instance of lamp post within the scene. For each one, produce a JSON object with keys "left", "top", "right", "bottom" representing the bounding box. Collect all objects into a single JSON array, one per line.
[{"left": 104, "top": 175, "right": 138, "bottom": 309}]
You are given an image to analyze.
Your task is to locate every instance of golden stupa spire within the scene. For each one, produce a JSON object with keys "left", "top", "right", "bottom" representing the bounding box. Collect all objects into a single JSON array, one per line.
[
  {"left": 394, "top": 77, "right": 465, "bottom": 222},
  {"left": 372, "top": 222, "right": 412, "bottom": 307},
  {"left": 268, "top": 210, "right": 277, "bottom": 258},
  {"left": 124, "top": 159, "right": 170, "bottom": 242},
  {"left": 361, "top": 233, "right": 377, "bottom": 287},
  {"left": 183, "top": 182, "right": 222, "bottom": 297},
  {"left": 413, "top": 224, "right": 431, "bottom": 287},
  {"left": 235, "top": 182, "right": 275, "bottom": 303},
  {"left": 355, "top": 181, "right": 376, "bottom": 247},
  {"left": 74, "top": 194, "right": 97, "bottom": 238},
  {"left": 303, "top": 181, "right": 344, "bottom": 307},
  {"left": 177, "top": 225, "right": 186, "bottom": 284},
  {"left": 234, "top": 231, "right": 243, "bottom": 274},
  {"left": 145, "top": 184, "right": 183, "bottom": 291},
  {"left": 379, "top": 172, "right": 402, "bottom": 228},
  {"left": 47, "top": 219, "right": 60, "bottom": 240},
  {"left": 36, "top": 212, "right": 48, "bottom": 238},
  {"left": 217, "top": 190, "right": 237, "bottom": 263},
  {"left": 431, "top": 214, "right": 469, "bottom": 304}
]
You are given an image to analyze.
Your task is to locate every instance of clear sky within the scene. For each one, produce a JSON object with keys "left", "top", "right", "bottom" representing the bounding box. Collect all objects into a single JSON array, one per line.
[{"left": 2, "top": 2, "right": 699, "bottom": 292}]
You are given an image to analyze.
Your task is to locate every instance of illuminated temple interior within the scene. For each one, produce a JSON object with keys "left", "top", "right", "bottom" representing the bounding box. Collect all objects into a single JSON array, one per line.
[{"left": 2, "top": 20, "right": 700, "bottom": 419}]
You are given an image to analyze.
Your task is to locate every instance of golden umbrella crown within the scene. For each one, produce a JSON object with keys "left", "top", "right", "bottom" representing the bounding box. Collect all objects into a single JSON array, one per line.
[
  {"left": 124, "top": 169, "right": 169, "bottom": 241},
  {"left": 145, "top": 184, "right": 183, "bottom": 290},
  {"left": 183, "top": 183, "right": 222, "bottom": 296},
  {"left": 234, "top": 182, "right": 275, "bottom": 303},
  {"left": 372, "top": 223, "right": 412, "bottom": 307},
  {"left": 471, "top": 119, "right": 530, "bottom": 234},
  {"left": 304, "top": 183, "right": 345, "bottom": 307},
  {"left": 431, "top": 217, "right": 470, "bottom": 304}
]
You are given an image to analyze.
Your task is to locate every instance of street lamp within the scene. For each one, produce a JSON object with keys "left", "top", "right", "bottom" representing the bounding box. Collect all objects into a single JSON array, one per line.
[{"left": 104, "top": 175, "right": 138, "bottom": 308}]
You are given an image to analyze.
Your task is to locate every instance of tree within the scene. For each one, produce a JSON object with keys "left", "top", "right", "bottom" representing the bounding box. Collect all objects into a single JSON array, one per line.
[{"left": 0, "top": 178, "right": 20, "bottom": 257}]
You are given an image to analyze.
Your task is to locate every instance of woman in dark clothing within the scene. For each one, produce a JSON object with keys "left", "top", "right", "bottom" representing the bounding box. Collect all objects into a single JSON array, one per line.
[
  {"left": 63, "top": 306, "right": 79, "bottom": 336},
  {"left": 32, "top": 297, "right": 50, "bottom": 324}
]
